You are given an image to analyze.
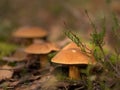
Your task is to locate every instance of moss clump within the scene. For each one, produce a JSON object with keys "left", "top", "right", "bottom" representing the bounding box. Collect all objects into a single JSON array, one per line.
[{"left": 0, "top": 42, "right": 18, "bottom": 60}]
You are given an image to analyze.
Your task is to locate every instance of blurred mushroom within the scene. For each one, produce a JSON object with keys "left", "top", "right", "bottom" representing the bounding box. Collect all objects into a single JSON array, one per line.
[
  {"left": 2, "top": 48, "right": 30, "bottom": 72},
  {"left": 51, "top": 48, "right": 96, "bottom": 80},
  {"left": 24, "top": 42, "right": 60, "bottom": 68},
  {"left": 2, "top": 48, "right": 27, "bottom": 62},
  {"left": 12, "top": 26, "right": 48, "bottom": 46}
]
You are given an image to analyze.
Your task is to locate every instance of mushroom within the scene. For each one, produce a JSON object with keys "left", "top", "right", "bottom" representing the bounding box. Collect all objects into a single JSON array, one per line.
[
  {"left": 62, "top": 42, "right": 80, "bottom": 50},
  {"left": 12, "top": 26, "right": 48, "bottom": 45},
  {"left": 62, "top": 42, "right": 92, "bottom": 56},
  {"left": 24, "top": 42, "right": 60, "bottom": 68},
  {"left": 51, "top": 48, "right": 96, "bottom": 80},
  {"left": 2, "top": 48, "right": 27, "bottom": 62},
  {"left": 2, "top": 48, "right": 30, "bottom": 72}
]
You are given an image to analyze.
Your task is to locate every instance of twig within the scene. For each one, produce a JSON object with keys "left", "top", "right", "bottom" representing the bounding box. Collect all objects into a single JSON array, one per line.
[{"left": 85, "top": 10, "right": 97, "bottom": 33}]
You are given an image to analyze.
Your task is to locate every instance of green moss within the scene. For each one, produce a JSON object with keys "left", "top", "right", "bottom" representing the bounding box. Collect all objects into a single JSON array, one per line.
[
  {"left": 8, "top": 62, "right": 17, "bottom": 66},
  {"left": 109, "top": 54, "right": 120, "bottom": 63},
  {"left": 48, "top": 52, "right": 57, "bottom": 60},
  {"left": 0, "top": 42, "right": 18, "bottom": 60},
  {"left": 56, "top": 71, "right": 68, "bottom": 81}
]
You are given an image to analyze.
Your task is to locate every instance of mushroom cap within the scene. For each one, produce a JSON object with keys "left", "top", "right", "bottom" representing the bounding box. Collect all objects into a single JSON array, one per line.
[
  {"left": 62, "top": 42, "right": 80, "bottom": 50},
  {"left": 63, "top": 42, "right": 92, "bottom": 56},
  {"left": 2, "top": 49, "right": 27, "bottom": 62},
  {"left": 51, "top": 48, "right": 96, "bottom": 65},
  {"left": 12, "top": 27, "right": 48, "bottom": 38},
  {"left": 24, "top": 42, "right": 60, "bottom": 54}
]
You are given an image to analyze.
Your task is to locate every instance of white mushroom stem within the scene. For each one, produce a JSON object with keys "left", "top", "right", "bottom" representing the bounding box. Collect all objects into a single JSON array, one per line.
[
  {"left": 39, "top": 54, "right": 49, "bottom": 68},
  {"left": 69, "top": 65, "right": 80, "bottom": 80}
]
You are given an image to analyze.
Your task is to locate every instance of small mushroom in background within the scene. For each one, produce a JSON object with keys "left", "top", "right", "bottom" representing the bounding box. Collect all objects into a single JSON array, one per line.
[
  {"left": 24, "top": 41, "right": 60, "bottom": 68},
  {"left": 12, "top": 26, "right": 48, "bottom": 46},
  {"left": 2, "top": 48, "right": 27, "bottom": 62},
  {"left": 1, "top": 48, "right": 32, "bottom": 72},
  {"left": 51, "top": 48, "right": 96, "bottom": 80}
]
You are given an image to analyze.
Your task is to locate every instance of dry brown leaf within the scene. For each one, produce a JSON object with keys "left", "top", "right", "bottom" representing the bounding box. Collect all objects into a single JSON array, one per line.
[{"left": 0, "top": 65, "right": 13, "bottom": 81}]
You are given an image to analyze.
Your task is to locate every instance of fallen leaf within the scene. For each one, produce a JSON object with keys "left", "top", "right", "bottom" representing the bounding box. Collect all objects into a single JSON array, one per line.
[{"left": 0, "top": 65, "right": 13, "bottom": 81}]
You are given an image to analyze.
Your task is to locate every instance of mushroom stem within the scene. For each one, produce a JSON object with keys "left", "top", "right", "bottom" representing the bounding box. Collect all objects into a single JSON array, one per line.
[
  {"left": 20, "top": 38, "right": 33, "bottom": 46},
  {"left": 27, "top": 38, "right": 33, "bottom": 45},
  {"left": 69, "top": 65, "right": 80, "bottom": 80},
  {"left": 39, "top": 54, "right": 49, "bottom": 68}
]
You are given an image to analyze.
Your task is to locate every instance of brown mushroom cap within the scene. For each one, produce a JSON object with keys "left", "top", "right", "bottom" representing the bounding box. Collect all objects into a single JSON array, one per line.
[
  {"left": 24, "top": 42, "right": 60, "bottom": 54},
  {"left": 62, "top": 42, "right": 80, "bottom": 50},
  {"left": 2, "top": 49, "right": 27, "bottom": 62},
  {"left": 12, "top": 27, "right": 48, "bottom": 38},
  {"left": 63, "top": 42, "right": 92, "bottom": 56},
  {"left": 47, "top": 42, "right": 60, "bottom": 51},
  {"left": 51, "top": 48, "right": 96, "bottom": 65}
]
